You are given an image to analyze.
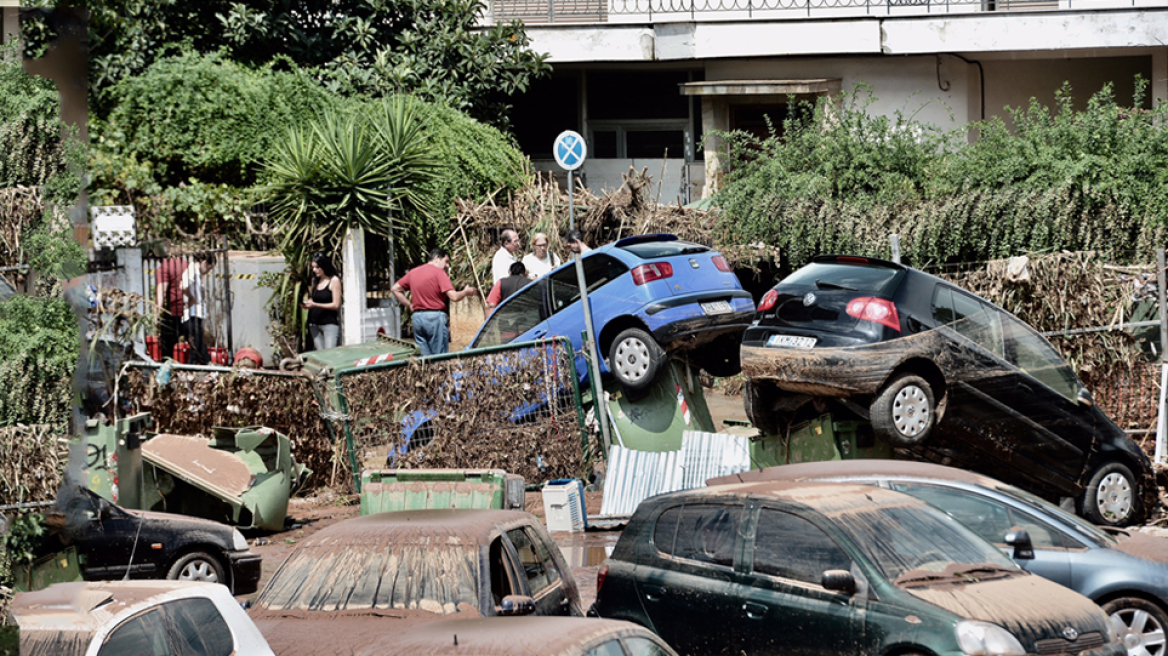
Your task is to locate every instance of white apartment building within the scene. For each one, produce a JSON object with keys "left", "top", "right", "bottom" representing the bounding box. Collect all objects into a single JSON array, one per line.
[{"left": 492, "top": 0, "right": 1168, "bottom": 199}]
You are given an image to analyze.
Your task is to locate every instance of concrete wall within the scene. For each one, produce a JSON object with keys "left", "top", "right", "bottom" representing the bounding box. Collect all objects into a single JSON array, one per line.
[
  {"left": 981, "top": 55, "right": 1155, "bottom": 121},
  {"left": 532, "top": 158, "right": 704, "bottom": 202}
]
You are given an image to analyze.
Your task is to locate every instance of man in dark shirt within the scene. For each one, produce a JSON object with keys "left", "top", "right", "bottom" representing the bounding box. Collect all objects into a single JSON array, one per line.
[{"left": 485, "top": 262, "right": 529, "bottom": 313}]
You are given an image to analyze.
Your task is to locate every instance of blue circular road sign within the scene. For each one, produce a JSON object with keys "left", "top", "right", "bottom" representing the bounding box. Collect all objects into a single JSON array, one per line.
[{"left": 553, "top": 130, "right": 587, "bottom": 171}]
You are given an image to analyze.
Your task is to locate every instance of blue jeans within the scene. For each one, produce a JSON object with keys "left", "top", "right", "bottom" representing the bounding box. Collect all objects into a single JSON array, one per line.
[
  {"left": 412, "top": 311, "right": 449, "bottom": 356},
  {"left": 310, "top": 323, "right": 340, "bottom": 351}
]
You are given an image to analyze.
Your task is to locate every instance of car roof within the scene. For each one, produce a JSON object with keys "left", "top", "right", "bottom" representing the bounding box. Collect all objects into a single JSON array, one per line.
[
  {"left": 661, "top": 479, "right": 928, "bottom": 515},
  {"left": 709, "top": 460, "right": 1004, "bottom": 489},
  {"left": 358, "top": 617, "right": 670, "bottom": 656},
  {"left": 12, "top": 580, "right": 223, "bottom": 634},
  {"left": 304, "top": 509, "right": 538, "bottom": 544}
]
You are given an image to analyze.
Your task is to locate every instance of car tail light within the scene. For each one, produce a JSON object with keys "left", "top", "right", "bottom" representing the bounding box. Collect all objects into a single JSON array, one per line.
[
  {"left": 757, "top": 289, "right": 779, "bottom": 313},
  {"left": 597, "top": 563, "right": 608, "bottom": 595},
  {"left": 631, "top": 263, "right": 673, "bottom": 285},
  {"left": 712, "top": 255, "right": 731, "bottom": 272},
  {"left": 837, "top": 256, "right": 869, "bottom": 264},
  {"left": 846, "top": 297, "right": 901, "bottom": 331}
]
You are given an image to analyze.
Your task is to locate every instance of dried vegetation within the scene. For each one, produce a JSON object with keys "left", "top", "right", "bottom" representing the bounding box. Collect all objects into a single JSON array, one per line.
[{"left": 0, "top": 424, "right": 66, "bottom": 506}]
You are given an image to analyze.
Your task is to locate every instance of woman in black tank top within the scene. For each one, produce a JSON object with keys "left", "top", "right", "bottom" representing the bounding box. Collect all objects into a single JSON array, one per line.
[{"left": 302, "top": 252, "right": 343, "bottom": 350}]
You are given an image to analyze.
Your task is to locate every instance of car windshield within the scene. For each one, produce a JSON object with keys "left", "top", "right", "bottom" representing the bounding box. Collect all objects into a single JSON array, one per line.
[
  {"left": 258, "top": 541, "right": 480, "bottom": 614},
  {"left": 832, "top": 501, "right": 1019, "bottom": 584},
  {"left": 618, "top": 239, "right": 709, "bottom": 259},
  {"left": 996, "top": 484, "right": 1115, "bottom": 546},
  {"left": 780, "top": 262, "right": 904, "bottom": 295}
]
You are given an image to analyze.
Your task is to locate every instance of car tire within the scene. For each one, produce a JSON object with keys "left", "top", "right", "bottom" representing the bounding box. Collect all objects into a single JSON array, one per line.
[
  {"left": 870, "top": 374, "right": 935, "bottom": 448},
  {"left": 1081, "top": 461, "right": 1142, "bottom": 527},
  {"left": 745, "top": 381, "right": 780, "bottom": 436},
  {"left": 168, "top": 551, "right": 225, "bottom": 585},
  {"left": 609, "top": 328, "right": 666, "bottom": 391},
  {"left": 1101, "top": 597, "right": 1168, "bottom": 656}
]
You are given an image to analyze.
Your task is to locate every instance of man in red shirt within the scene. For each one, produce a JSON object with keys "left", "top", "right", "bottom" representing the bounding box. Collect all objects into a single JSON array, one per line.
[
  {"left": 155, "top": 253, "right": 188, "bottom": 361},
  {"left": 391, "top": 248, "right": 478, "bottom": 355}
]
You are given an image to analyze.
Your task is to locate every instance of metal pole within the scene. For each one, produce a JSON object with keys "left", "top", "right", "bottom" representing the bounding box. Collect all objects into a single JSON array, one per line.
[
  {"left": 890, "top": 234, "right": 901, "bottom": 263},
  {"left": 222, "top": 235, "right": 234, "bottom": 356},
  {"left": 569, "top": 170, "right": 612, "bottom": 452},
  {"left": 1157, "top": 248, "right": 1167, "bottom": 464}
]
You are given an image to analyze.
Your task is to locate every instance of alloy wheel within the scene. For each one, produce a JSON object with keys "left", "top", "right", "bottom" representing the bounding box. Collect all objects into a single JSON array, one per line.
[
  {"left": 179, "top": 558, "right": 220, "bottom": 583},
  {"left": 1111, "top": 607, "right": 1167, "bottom": 656}
]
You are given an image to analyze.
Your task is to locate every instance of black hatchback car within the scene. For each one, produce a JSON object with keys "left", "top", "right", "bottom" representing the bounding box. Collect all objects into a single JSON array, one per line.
[{"left": 739, "top": 255, "right": 1157, "bottom": 526}]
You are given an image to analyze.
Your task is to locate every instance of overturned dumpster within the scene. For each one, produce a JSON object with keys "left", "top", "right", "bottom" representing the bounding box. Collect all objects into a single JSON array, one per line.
[
  {"left": 359, "top": 469, "right": 525, "bottom": 515},
  {"left": 83, "top": 413, "right": 310, "bottom": 530}
]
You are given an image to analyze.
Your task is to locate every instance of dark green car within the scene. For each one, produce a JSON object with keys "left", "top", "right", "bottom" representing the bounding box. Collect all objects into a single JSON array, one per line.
[{"left": 592, "top": 481, "right": 1124, "bottom": 656}]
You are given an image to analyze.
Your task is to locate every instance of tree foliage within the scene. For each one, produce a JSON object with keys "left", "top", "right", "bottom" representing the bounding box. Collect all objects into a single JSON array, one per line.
[
  {"left": 88, "top": 0, "right": 550, "bottom": 127},
  {"left": 0, "top": 40, "right": 66, "bottom": 188},
  {"left": 715, "top": 81, "right": 1168, "bottom": 268}
]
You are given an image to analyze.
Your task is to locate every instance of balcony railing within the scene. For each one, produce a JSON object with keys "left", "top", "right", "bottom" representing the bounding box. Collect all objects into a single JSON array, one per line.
[{"left": 493, "top": 0, "right": 1155, "bottom": 22}]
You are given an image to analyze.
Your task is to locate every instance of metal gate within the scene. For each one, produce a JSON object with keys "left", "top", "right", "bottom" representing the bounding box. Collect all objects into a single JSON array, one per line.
[{"left": 142, "top": 236, "right": 233, "bottom": 363}]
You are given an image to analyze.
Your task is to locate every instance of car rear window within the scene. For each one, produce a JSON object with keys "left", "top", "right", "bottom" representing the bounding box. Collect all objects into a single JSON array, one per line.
[
  {"left": 259, "top": 542, "right": 479, "bottom": 614},
  {"left": 618, "top": 240, "right": 710, "bottom": 259},
  {"left": 779, "top": 262, "right": 903, "bottom": 295}
]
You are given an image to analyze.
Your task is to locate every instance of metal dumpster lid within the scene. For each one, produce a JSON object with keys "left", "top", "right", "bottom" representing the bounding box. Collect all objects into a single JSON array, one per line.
[
  {"left": 298, "top": 335, "right": 419, "bottom": 375},
  {"left": 142, "top": 433, "right": 253, "bottom": 499}
]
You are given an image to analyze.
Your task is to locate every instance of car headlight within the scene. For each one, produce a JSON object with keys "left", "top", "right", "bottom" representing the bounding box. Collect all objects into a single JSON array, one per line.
[
  {"left": 956, "top": 621, "right": 1027, "bottom": 656},
  {"left": 231, "top": 528, "right": 249, "bottom": 551}
]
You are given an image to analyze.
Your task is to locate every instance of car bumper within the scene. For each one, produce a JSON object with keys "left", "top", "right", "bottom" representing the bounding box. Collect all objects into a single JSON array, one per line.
[
  {"left": 229, "top": 551, "right": 263, "bottom": 594},
  {"left": 740, "top": 343, "right": 902, "bottom": 397},
  {"left": 643, "top": 293, "right": 755, "bottom": 348}
]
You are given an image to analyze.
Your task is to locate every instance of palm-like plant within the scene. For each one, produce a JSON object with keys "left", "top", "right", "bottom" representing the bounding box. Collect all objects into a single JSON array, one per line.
[{"left": 259, "top": 95, "right": 440, "bottom": 344}]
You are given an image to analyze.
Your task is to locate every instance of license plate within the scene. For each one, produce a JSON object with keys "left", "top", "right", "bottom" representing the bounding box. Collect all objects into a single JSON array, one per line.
[
  {"left": 701, "top": 301, "right": 733, "bottom": 315},
  {"left": 767, "top": 334, "right": 817, "bottom": 349}
]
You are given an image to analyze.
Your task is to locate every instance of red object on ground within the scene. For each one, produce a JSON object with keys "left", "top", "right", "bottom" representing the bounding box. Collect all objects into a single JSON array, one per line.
[
  {"left": 146, "top": 336, "right": 162, "bottom": 361},
  {"left": 234, "top": 347, "right": 263, "bottom": 368},
  {"left": 208, "top": 346, "right": 228, "bottom": 365},
  {"left": 173, "top": 341, "right": 190, "bottom": 364}
]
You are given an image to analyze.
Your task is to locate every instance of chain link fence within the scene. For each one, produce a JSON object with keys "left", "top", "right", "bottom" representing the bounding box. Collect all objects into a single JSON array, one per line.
[{"left": 330, "top": 338, "right": 589, "bottom": 490}]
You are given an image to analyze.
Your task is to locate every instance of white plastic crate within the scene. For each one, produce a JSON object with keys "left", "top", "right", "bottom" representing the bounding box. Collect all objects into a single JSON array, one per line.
[
  {"left": 542, "top": 478, "right": 587, "bottom": 533},
  {"left": 91, "top": 205, "right": 136, "bottom": 248}
]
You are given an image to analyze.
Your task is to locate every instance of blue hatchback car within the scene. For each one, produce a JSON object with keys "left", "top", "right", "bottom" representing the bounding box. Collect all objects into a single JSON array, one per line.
[{"left": 471, "top": 234, "right": 754, "bottom": 389}]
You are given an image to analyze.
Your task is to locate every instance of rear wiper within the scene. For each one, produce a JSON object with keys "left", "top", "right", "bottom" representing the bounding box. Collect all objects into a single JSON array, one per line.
[{"left": 815, "top": 279, "right": 856, "bottom": 291}]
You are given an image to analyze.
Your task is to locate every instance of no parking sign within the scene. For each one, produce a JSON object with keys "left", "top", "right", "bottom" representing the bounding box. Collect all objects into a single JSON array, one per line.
[{"left": 553, "top": 130, "right": 587, "bottom": 171}]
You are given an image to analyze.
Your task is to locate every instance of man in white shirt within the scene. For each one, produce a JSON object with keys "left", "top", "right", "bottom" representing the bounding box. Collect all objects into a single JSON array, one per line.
[
  {"left": 180, "top": 252, "right": 216, "bottom": 365},
  {"left": 521, "top": 232, "right": 561, "bottom": 279},
  {"left": 492, "top": 229, "right": 522, "bottom": 284}
]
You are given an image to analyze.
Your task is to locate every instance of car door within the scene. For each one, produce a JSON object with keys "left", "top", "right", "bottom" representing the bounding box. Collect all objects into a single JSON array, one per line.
[
  {"left": 77, "top": 497, "right": 149, "bottom": 579},
  {"left": 505, "top": 526, "right": 573, "bottom": 616},
  {"left": 634, "top": 502, "right": 746, "bottom": 656},
  {"left": 544, "top": 254, "right": 632, "bottom": 381},
  {"left": 888, "top": 483, "right": 1072, "bottom": 585},
  {"left": 735, "top": 505, "right": 861, "bottom": 656}
]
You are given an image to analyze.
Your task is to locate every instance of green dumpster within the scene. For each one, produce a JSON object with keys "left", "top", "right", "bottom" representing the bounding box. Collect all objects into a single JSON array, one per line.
[
  {"left": 299, "top": 334, "right": 419, "bottom": 377},
  {"left": 359, "top": 469, "right": 525, "bottom": 515},
  {"left": 603, "top": 359, "right": 715, "bottom": 452},
  {"left": 750, "top": 413, "right": 892, "bottom": 468}
]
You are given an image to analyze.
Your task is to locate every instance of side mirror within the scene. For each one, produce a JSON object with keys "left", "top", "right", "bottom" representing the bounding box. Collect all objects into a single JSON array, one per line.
[
  {"left": 821, "top": 570, "right": 856, "bottom": 595},
  {"left": 1077, "top": 388, "right": 1094, "bottom": 407},
  {"left": 239, "top": 599, "right": 253, "bottom": 610},
  {"left": 98, "top": 498, "right": 114, "bottom": 519},
  {"left": 498, "top": 595, "right": 535, "bottom": 616},
  {"left": 1003, "top": 527, "right": 1034, "bottom": 560}
]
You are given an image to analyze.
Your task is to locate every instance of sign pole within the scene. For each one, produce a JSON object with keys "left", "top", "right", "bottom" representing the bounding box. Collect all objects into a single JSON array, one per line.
[{"left": 554, "top": 130, "right": 611, "bottom": 454}]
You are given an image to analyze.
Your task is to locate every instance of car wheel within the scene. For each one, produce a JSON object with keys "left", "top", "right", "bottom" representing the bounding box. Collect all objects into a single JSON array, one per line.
[
  {"left": 745, "top": 381, "right": 779, "bottom": 436},
  {"left": 870, "top": 374, "right": 935, "bottom": 448},
  {"left": 609, "top": 328, "right": 666, "bottom": 391},
  {"left": 1081, "top": 462, "right": 1142, "bottom": 527},
  {"left": 168, "top": 552, "right": 225, "bottom": 584},
  {"left": 1102, "top": 597, "right": 1168, "bottom": 656}
]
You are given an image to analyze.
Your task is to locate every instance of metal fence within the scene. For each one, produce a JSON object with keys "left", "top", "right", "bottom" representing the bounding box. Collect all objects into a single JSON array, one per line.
[
  {"left": 140, "top": 236, "right": 233, "bottom": 363},
  {"left": 330, "top": 338, "right": 589, "bottom": 491},
  {"left": 491, "top": 0, "right": 1154, "bottom": 22}
]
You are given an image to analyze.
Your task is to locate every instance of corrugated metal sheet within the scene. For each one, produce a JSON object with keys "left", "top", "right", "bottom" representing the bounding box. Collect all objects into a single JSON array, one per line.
[{"left": 597, "top": 432, "right": 751, "bottom": 518}]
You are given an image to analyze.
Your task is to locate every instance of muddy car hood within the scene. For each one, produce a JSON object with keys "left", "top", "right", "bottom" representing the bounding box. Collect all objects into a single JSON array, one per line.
[
  {"left": 903, "top": 573, "right": 1110, "bottom": 644},
  {"left": 249, "top": 605, "right": 482, "bottom": 656}
]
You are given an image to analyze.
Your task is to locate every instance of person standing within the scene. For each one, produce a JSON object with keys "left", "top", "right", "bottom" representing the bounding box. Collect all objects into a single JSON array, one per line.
[
  {"left": 302, "top": 252, "right": 342, "bottom": 350},
  {"left": 155, "top": 250, "right": 188, "bottom": 361},
  {"left": 485, "top": 261, "right": 529, "bottom": 313},
  {"left": 565, "top": 229, "right": 591, "bottom": 259},
  {"left": 492, "top": 229, "right": 522, "bottom": 284},
  {"left": 392, "top": 248, "right": 477, "bottom": 355},
  {"left": 521, "top": 232, "right": 561, "bottom": 279},
  {"left": 180, "top": 251, "right": 216, "bottom": 365}
]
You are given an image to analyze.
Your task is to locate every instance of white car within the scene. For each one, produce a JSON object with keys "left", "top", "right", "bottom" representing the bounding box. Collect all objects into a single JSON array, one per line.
[{"left": 9, "top": 580, "right": 274, "bottom": 656}]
